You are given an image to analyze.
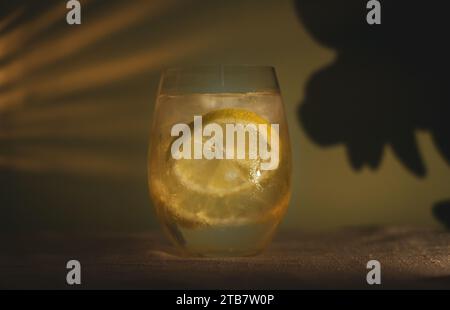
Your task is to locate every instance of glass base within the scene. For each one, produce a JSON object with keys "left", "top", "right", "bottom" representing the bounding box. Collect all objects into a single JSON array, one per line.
[{"left": 163, "top": 219, "right": 279, "bottom": 257}]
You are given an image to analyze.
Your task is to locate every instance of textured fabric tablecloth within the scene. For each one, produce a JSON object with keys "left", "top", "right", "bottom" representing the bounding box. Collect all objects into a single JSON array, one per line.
[{"left": 1, "top": 227, "right": 449, "bottom": 289}]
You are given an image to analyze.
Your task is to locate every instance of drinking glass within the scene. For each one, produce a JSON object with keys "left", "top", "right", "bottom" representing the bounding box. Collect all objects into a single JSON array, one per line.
[{"left": 148, "top": 65, "right": 291, "bottom": 256}]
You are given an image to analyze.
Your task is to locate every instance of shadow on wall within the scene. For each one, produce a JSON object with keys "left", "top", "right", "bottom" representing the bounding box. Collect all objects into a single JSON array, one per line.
[
  {"left": 294, "top": 0, "right": 450, "bottom": 227},
  {"left": 0, "top": 0, "right": 212, "bottom": 232}
]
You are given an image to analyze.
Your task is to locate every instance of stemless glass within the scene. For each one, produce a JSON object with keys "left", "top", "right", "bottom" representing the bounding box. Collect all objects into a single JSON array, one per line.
[{"left": 148, "top": 65, "right": 291, "bottom": 256}]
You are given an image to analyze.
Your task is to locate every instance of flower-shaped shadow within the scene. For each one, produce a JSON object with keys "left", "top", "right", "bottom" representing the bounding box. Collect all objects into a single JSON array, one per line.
[{"left": 295, "top": 0, "right": 450, "bottom": 225}]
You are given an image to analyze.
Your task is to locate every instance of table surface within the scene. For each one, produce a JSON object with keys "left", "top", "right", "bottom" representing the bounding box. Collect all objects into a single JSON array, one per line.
[{"left": 1, "top": 227, "right": 449, "bottom": 289}]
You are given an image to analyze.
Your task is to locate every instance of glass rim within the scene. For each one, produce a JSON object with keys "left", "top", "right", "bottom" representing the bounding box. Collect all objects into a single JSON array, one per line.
[
  {"left": 161, "top": 64, "right": 277, "bottom": 74},
  {"left": 158, "top": 65, "right": 280, "bottom": 95}
]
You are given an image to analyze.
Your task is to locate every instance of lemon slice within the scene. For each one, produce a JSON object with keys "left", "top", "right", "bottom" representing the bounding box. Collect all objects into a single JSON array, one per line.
[{"left": 169, "top": 108, "right": 276, "bottom": 197}]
